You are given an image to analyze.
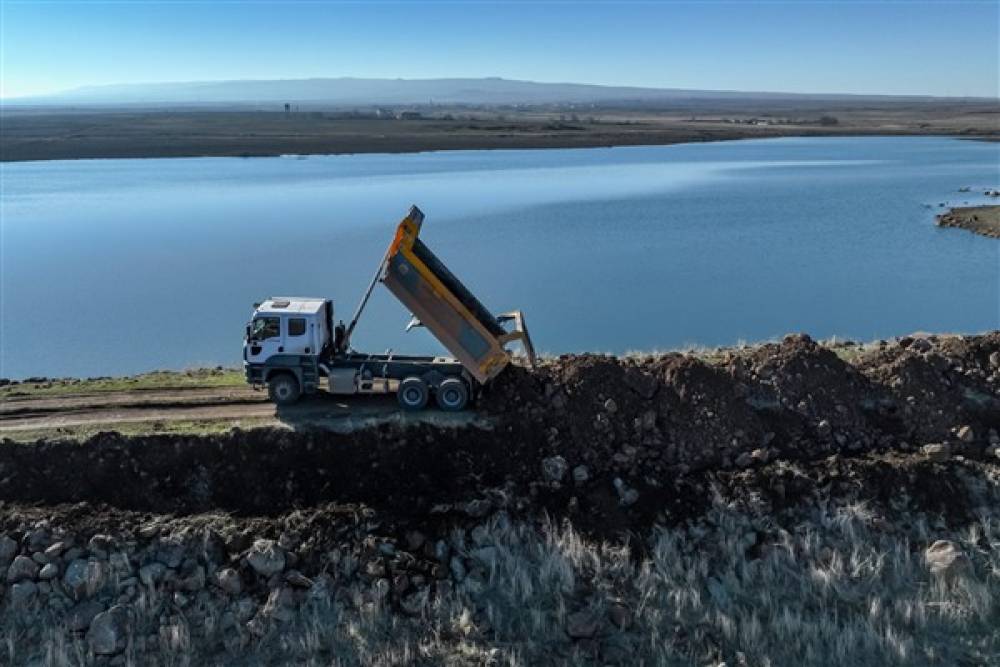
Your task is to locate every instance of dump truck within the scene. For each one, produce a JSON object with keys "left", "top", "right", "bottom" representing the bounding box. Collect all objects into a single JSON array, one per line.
[{"left": 243, "top": 206, "right": 536, "bottom": 410}]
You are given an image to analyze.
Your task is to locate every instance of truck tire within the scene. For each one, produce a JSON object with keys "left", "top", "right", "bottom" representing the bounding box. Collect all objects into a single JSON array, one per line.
[
  {"left": 398, "top": 376, "right": 429, "bottom": 411},
  {"left": 436, "top": 377, "right": 469, "bottom": 411},
  {"left": 268, "top": 373, "right": 301, "bottom": 405}
]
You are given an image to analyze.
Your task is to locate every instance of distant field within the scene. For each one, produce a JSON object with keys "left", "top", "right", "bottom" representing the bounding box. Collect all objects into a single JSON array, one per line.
[{"left": 2, "top": 102, "right": 997, "bottom": 161}]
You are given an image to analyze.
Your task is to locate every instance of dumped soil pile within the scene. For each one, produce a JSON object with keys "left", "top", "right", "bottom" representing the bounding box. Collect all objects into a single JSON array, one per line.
[{"left": 2, "top": 333, "right": 999, "bottom": 531}]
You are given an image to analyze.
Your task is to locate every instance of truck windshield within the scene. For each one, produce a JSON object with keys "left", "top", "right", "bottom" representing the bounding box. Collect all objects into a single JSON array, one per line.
[{"left": 250, "top": 317, "right": 280, "bottom": 341}]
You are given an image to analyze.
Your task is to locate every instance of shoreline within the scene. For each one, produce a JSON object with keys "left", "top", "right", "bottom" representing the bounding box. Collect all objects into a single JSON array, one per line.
[
  {"left": 936, "top": 203, "right": 1000, "bottom": 238},
  {"left": 3, "top": 108, "right": 997, "bottom": 162}
]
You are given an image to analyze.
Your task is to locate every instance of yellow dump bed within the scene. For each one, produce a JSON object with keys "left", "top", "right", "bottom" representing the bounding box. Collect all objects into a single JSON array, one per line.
[{"left": 380, "top": 206, "right": 535, "bottom": 384}]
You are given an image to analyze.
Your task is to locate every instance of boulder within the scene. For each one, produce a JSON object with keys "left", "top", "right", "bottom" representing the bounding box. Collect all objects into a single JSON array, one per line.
[
  {"left": 955, "top": 426, "right": 974, "bottom": 443},
  {"left": 7, "top": 555, "right": 39, "bottom": 583},
  {"left": 38, "top": 562, "right": 59, "bottom": 580},
  {"left": 572, "top": 465, "right": 590, "bottom": 484},
  {"left": 87, "top": 604, "right": 132, "bottom": 655},
  {"left": 63, "top": 559, "right": 107, "bottom": 600},
  {"left": 246, "top": 539, "right": 285, "bottom": 577},
  {"left": 138, "top": 562, "right": 166, "bottom": 587}
]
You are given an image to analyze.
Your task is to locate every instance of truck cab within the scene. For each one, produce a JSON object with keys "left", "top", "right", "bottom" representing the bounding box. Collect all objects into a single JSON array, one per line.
[{"left": 244, "top": 297, "right": 332, "bottom": 402}]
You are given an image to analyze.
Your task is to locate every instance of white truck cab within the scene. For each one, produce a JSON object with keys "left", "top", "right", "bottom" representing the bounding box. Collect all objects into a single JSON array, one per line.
[{"left": 245, "top": 297, "right": 332, "bottom": 365}]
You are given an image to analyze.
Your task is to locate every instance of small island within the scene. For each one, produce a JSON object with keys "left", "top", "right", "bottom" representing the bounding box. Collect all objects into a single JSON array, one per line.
[{"left": 937, "top": 203, "right": 1000, "bottom": 238}]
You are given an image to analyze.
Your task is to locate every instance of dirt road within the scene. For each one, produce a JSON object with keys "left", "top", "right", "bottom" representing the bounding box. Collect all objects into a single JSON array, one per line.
[{"left": 0, "top": 381, "right": 481, "bottom": 440}]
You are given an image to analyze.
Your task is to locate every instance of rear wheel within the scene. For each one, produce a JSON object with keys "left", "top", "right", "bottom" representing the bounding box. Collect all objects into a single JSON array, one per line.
[
  {"left": 436, "top": 377, "right": 469, "bottom": 411},
  {"left": 398, "top": 376, "right": 429, "bottom": 411},
  {"left": 268, "top": 373, "right": 301, "bottom": 405}
]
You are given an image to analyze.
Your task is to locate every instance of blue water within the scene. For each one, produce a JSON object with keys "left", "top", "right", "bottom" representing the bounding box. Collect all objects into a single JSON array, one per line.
[{"left": 1, "top": 136, "right": 998, "bottom": 378}]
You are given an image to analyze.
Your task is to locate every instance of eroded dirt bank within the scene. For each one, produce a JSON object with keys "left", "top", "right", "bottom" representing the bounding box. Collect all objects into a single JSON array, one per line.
[{"left": 1, "top": 332, "right": 999, "bottom": 664}]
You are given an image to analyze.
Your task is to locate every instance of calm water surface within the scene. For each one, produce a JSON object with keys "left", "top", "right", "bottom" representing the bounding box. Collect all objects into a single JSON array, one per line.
[{"left": 2, "top": 137, "right": 998, "bottom": 378}]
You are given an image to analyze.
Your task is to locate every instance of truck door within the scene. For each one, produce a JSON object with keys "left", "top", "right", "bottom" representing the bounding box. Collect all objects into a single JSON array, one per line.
[
  {"left": 247, "top": 315, "right": 283, "bottom": 363},
  {"left": 284, "top": 316, "right": 312, "bottom": 355}
]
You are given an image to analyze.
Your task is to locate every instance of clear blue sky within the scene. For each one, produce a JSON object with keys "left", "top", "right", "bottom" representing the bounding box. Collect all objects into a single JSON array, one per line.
[{"left": 1, "top": 0, "right": 997, "bottom": 99}]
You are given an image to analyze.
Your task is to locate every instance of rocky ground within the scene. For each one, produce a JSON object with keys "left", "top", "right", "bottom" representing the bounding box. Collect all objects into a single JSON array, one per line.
[
  {"left": 1, "top": 332, "right": 998, "bottom": 665},
  {"left": 936, "top": 202, "right": 1000, "bottom": 238}
]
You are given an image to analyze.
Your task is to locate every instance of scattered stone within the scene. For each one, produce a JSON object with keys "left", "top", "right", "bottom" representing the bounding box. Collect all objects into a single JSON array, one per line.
[
  {"left": 66, "top": 600, "right": 105, "bottom": 631},
  {"left": 139, "top": 562, "right": 166, "bottom": 587},
  {"left": 572, "top": 465, "right": 590, "bottom": 484},
  {"left": 922, "top": 443, "right": 951, "bottom": 462},
  {"left": 88, "top": 605, "right": 131, "bottom": 655},
  {"left": 566, "top": 610, "right": 600, "bottom": 639},
  {"left": 463, "top": 499, "right": 492, "bottom": 518},
  {"left": 449, "top": 556, "right": 466, "bottom": 582},
  {"left": 246, "top": 539, "right": 285, "bottom": 577},
  {"left": 0, "top": 535, "right": 17, "bottom": 571},
  {"left": 216, "top": 568, "right": 242, "bottom": 596},
  {"left": 285, "top": 570, "right": 312, "bottom": 588},
  {"left": 38, "top": 562, "right": 59, "bottom": 580},
  {"left": 613, "top": 478, "right": 639, "bottom": 506},
  {"left": 405, "top": 530, "right": 426, "bottom": 552},
  {"left": 955, "top": 426, "right": 974, "bottom": 443},
  {"left": 7, "top": 555, "right": 39, "bottom": 583},
  {"left": 542, "top": 455, "right": 569, "bottom": 483},
  {"left": 603, "top": 398, "right": 618, "bottom": 414},
  {"left": 817, "top": 420, "right": 832, "bottom": 439},
  {"left": 63, "top": 559, "right": 107, "bottom": 600},
  {"left": 734, "top": 452, "right": 754, "bottom": 469},
  {"left": 9, "top": 581, "right": 38, "bottom": 607},
  {"left": 608, "top": 602, "right": 631, "bottom": 629},
  {"left": 924, "top": 540, "right": 970, "bottom": 579}
]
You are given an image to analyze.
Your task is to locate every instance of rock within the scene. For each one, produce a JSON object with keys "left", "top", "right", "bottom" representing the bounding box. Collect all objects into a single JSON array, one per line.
[
  {"left": 138, "top": 562, "right": 166, "bottom": 587},
  {"left": 66, "top": 600, "right": 105, "bottom": 631},
  {"left": 44, "top": 541, "right": 67, "bottom": 559},
  {"left": 63, "top": 559, "right": 108, "bottom": 600},
  {"left": 750, "top": 448, "right": 769, "bottom": 463},
  {"left": 988, "top": 443, "right": 1000, "bottom": 461},
  {"left": 87, "top": 604, "right": 131, "bottom": 655},
  {"left": 9, "top": 581, "right": 38, "bottom": 607},
  {"left": 922, "top": 443, "right": 951, "bottom": 462},
  {"left": 261, "top": 587, "right": 295, "bottom": 623},
  {"left": 734, "top": 452, "right": 754, "bottom": 469},
  {"left": 924, "top": 540, "right": 970, "bottom": 579},
  {"left": 405, "top": 530, "right": 426, "bottom": 552},
  {"left": 87, "top": 535, "right": 113, "bottom": 559},
  {"left": 180, "top": 565, "right": 206, "bottom": 592},
  {"left": 7, "top": 555, "right": 39, "bottom": 583},
  {"left": 955, "top": 426, "right": 974, "bottom": 443},
  {"left": 989, "top": 351, "right": 1000, "bottom": 368},
  {"left": 246, "top": 539, "right": 285, "bottom": 577},
  {"left": 216, "top": 568, "right": 242, "bottom": 596},
  {"left": 470, "top": 546, "right": 498, "bottom": 566},
  {"left": 603, "top": 398, "right": 618, "bottom": 414},
  {"left": 285, "top": 570, "right": 312, "bottom": 588},
  {"left": 566, "top": 610, "right": 600, "bottom": 639},
  {"left": 38, "top": 562, "right": 59, "bottom": 580},
  {"left": 572, "top": 465, "right": 590, "bottom": 484},
  {"left": 542, "top": 456, "right": 568, "bottom": 483},
  {"left": 400, "top": 589, "right": 428, "bottom": 616},
  {"left": 463, "top": 499, "right": 492, "bottom": 518},
  {"left": 910, "top": 338, "right": 932, "bottom": 353},
  {"left": 0, "top": 535, "right": 17, "bottom": 571},
  {"left": 608, "top": 602, "right": 631, "bottom": 629},
  {"left": 449, "top": 556, "right": 466, "bottom": 582},
  {"left": 817, "top": 420, "right": 832, "bottom": 439},
  {"left": 613, "top": 478, "right": 639, "bottom": 506}
]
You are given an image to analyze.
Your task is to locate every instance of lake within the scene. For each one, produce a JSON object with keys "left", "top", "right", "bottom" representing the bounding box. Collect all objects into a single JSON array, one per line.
[{"left": 1, "top": 136, "right": 998, "bottom": 379}]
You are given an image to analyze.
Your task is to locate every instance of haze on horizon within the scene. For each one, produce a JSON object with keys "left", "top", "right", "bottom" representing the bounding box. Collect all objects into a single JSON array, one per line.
[{"left": 1, "top": 0, "right": 998, "bottom": 101}]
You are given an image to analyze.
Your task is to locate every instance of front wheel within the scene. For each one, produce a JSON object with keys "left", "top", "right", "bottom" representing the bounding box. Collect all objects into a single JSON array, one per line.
[
  {"left": 398, "top": 376, "right": 429, "bottom": 411},
  {"left": 268, "top": 373, "right": 301, "bottom": 405},
  {"left": 435, "top": 377, "right": 469, "bottom": 411}
]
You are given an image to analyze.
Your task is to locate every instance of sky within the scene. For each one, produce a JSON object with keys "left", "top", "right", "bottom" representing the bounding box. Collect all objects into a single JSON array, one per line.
[{"left": 1, "top": 0, "right": 998, "bottom": 99}]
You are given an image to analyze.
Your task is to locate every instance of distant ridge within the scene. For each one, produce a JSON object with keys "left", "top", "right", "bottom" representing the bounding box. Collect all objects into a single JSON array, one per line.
[{"left": 6, "top": 76, "right": 985, "bottom": 107}]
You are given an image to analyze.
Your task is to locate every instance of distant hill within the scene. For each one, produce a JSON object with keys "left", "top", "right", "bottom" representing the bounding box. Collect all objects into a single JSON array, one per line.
[{"left": 5, "top": 76, "right": 978, "bottom": 108}]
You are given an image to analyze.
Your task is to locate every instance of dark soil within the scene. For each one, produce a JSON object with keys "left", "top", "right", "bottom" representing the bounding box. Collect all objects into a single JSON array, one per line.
[{"left": 2, "top": 332, "right": 998, "bottom": 542}]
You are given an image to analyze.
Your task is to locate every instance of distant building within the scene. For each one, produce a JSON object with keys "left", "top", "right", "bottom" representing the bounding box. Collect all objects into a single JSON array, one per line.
[{"left": 397, "top": 111, "right": 423, "bottom": 120}]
